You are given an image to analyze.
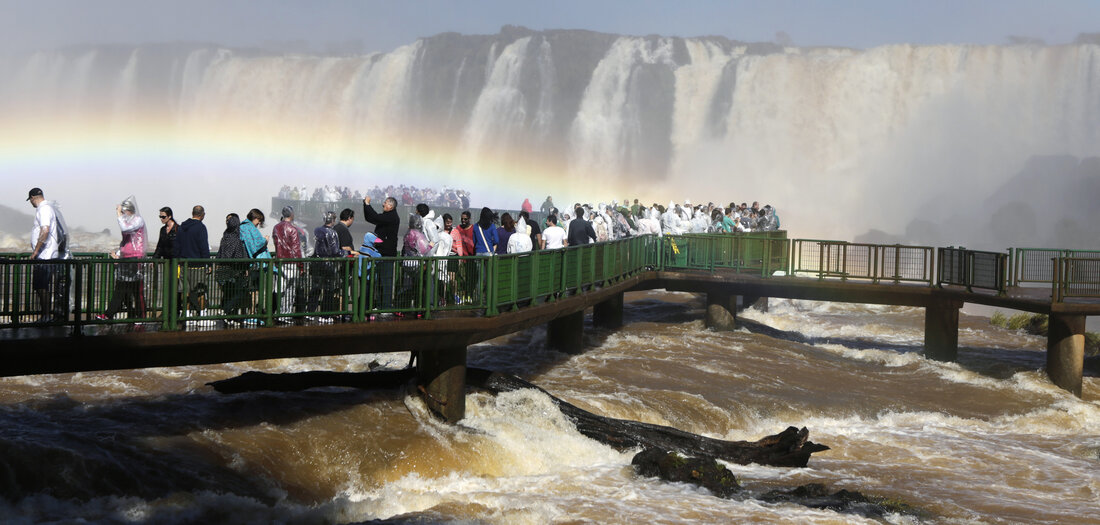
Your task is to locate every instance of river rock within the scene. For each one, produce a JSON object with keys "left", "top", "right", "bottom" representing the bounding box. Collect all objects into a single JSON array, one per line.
[{"left": 631, "top": 448, "right": 740, "bottom": 497}]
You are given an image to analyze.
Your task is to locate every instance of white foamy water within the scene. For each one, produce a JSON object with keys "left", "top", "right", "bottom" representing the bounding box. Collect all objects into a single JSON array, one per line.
[{"left": 0, "top": 292, "right": 1096, "bottom": 524}]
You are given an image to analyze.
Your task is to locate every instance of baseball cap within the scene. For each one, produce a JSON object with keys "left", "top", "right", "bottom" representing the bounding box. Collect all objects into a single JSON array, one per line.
[{"left": 26, "top": 188, "right": 42, "bottom": 201}]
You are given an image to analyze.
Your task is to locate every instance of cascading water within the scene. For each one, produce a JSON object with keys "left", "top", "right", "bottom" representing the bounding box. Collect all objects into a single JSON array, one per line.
[{"left": 2, "top": 29, "right": 1098, "bottom": 243}]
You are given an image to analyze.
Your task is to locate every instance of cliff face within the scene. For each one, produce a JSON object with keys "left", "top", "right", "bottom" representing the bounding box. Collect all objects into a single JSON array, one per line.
[{"left": 2, "top": 29, "right": 1099, "bottom": 243}]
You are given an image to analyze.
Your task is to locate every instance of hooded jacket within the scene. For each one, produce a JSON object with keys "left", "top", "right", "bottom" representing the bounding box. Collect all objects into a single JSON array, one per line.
[{"left": 174, "top": 217, "right": 210, "bottom": 259}]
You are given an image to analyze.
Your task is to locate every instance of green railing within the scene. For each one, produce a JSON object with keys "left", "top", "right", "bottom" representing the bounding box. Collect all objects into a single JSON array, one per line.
[
  {"left": 662, "top": 232, "right": 788, "bottom": 276},
  {"left": 1012, "top": 248, "right": 1100, "bottom": 286},
  {"left": 937, "top": 247, "right": 1009, "bottom": 294},
  {"left": 1052, "top": 257, "right": 1100, "bottom": 302},
  {"left": 0, "top": 235, "right": 668, "bottom": 330},
  {"left": 7, "top": 232, "right": 1100, "bottom": 330},
  {"left": 790, "top": 240, "right": 934, "bottom": 285}
]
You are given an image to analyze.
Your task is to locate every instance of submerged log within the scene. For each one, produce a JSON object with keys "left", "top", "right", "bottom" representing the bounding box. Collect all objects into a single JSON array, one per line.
[
  {"left": 208, "top": 369, "right": 414, "bottom": 394},
  {"left": 208, "top": 367, "right": 829, "bottom": 468},
  {"left": 466, "top": 368, "right": 828, "bottom": 468}
]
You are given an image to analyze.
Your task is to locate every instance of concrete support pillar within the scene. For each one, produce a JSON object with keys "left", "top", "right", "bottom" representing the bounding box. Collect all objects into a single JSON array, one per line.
[
  {"left": 1047, "top": 314, "right": 1085, "bottom": 397},
  {"left": 417, "top": 346, "right": 467, "bottom": 423},
  {"left": 548, "top": 311, "right": 584, "bottom": 354},
  {"left": 739, "top": 295, "right": 769, "bottom": 312},
  {"left": 592, "top": 292, "right": 624, "bottom": 329},
  {"left": 706, "top": 292, "right": 737, "bottom": 331},
  {"left": 924, "top": 300, "right": 960, "bottom": 362}
]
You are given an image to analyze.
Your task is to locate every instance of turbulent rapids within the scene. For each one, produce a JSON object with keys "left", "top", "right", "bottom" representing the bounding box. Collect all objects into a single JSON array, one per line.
[{"left": 0, "top": 291, "right": 1096, "bottom": 523}]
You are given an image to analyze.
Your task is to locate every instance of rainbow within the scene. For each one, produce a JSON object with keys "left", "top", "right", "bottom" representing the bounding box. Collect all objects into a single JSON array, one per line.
[{"left": 0, "top": 114, "right": 666, "bottom": 219}]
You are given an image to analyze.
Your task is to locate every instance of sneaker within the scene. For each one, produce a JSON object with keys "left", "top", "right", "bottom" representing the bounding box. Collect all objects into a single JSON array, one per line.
[{"left": 94, "top": 314, "right": 109, "bottom": 321}]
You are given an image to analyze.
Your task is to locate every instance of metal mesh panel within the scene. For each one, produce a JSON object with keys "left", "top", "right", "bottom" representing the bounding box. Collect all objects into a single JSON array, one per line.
[
  {"left": 1016, "top": 249, "right": 1060, "bottom": 283},
  {"left": 938, "top": 248, "right": 967, "bottom": 286},
  {"left": 1062, "top": 258, "right": 1100, "bottom": 298},
  {"left": 970, "top": 251, "right": 1004, "bottom": 291}
]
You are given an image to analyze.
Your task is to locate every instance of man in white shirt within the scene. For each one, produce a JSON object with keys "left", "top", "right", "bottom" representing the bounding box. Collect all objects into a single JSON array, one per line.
[
  {"left": 542, "top": 214, "right": 567, "bottom": 249},
  {"left": 27, "top": 187, "right": 69, "bottom": 322}
]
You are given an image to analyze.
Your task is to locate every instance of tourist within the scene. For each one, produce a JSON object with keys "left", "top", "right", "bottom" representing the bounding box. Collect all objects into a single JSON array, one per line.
[
  {"left": 496, "top": 213, "right": 515, "bottom": 255},
  {"left": 542, "top": 215, "right": 566, "bottom": 248},
  {"left": 26, "top": 187, "right": 70, "bottom": 322},
  {"left": 457, "top": 210, "right": 475, "bottom": 256},
  {"left": 398, "top": 213, "right": 431, "bottom": 310},
  {"left": 174, "top": 205, "right": 209, "bottom": 314},
  {"left": 214, "top": 213, "right": 248, "bottom": 323},
  {"left": 418, "top": 203, "right": 439, "bottom": 251},
  {"left": 153, "top": 207, "right": 178, "bottom": 258},
  {"left": 307, "top": 211, "right": 341, "bottom": 323},
  {"left": 96, "top": 198, "right": 147, "bottom": 321},
  {"left": 273, "top": 206, "right": 305, "bottom": 318},
  {"left": 567, "top": 206, "right": 597, "bottom": 246},
  {"left": 507, "top": 213, "right": 533, "bottom": 253},
  {"left": 473, "top": 207, "right": 498, "bottom": 255},
  {"left": 521, "top": 198, "right": 533, "bottom": 214},
  {"left": 517, "top": 210, "right": 542, "bottom": 250},
  {"left": 363, "top": 195, "right": 400, "bottom": 309},
  {"left": 540, "top": 195, "right": 554, "bottom": 215},
  {"left": 335, "top": 208, "right": 357, "bottom": 255}
]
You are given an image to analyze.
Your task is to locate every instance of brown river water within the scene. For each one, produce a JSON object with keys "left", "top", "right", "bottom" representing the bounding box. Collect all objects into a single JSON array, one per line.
[{"left": 0, "top": 291, "right": 1096, "bottom": 524}]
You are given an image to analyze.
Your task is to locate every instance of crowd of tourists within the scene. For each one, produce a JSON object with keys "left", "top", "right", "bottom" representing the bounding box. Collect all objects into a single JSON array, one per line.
[
  {"left": 278, "top": 184, "right": 472, "bottom": 209},
  {"left": 22, "top": 186, "right": 779, "bottom": 325}
]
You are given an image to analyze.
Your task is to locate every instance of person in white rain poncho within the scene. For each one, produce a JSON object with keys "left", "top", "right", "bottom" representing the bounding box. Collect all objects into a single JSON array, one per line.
[
  {"left": 97, "top": 196, "right": 148, "bottom": 320},
  {"left": 661, "top": 202, "right": 685, "bottom": 235},
  {"left": 635, "top": 206, "right": 661, "bottom": 235},
  {"left": 507, "top": 215, "right": 533, "bottom": 253}
]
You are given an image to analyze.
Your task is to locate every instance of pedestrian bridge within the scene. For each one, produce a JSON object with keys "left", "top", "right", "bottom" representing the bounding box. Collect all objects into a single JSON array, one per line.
[{"left": 3, "top": 233, "right": 1098, "bottom": 420}]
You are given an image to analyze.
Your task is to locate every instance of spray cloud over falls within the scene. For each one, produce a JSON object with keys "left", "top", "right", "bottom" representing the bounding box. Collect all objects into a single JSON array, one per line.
[{"left": 1, "top": 28, "right": 1099, "bottom": 246}]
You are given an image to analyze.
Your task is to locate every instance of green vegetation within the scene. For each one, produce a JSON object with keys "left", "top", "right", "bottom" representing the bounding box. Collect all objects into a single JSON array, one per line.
[{"left": 990, "top": 312, "right": 1099, "bottom": 356}]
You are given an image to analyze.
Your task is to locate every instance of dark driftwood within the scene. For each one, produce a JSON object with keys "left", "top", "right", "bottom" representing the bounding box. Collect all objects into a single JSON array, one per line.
[
  {"left": 208, "top": 369, "right": 415, "bottom": 394},
  {"left": 208, "top": 368, "right": 828, "bottom": 468},
  {"left": 465, "top": 368, "right": 828, "bottom": 467}
]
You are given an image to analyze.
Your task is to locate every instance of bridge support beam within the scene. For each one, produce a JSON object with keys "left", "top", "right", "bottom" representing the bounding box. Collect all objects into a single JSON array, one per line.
[
  {"left": 739, "top": 295, "right": 769, "bottom": 312},
  {"left": 417, "top": 346, "right": 467, "bottom": 423},
  {"left": 593, "top": 292, "right": 624, "bottom": 329},
  {"left": 706, "top": 292, "right": 738, "bottom": 331},
  {"left": 548, "top": 311, "right": 585, "bottom": 354},
  {"left": 924, "top": 300, "right": 960, "bottom": 362},
  {"left": 1047, "top": 314, "right": 1085, "bottom": 397}
]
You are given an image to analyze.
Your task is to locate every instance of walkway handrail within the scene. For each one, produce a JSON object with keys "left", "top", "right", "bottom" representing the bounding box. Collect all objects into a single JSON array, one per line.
[
  {"left": 937, "top": 247, "right": 1008, "bottom": 294},
  {"left": 6, "top": 233, "right": 1100, "bottom": 331},
  {"left": 1013, "top": 248, "right": 1100, "bottom": 286},
  {"left": 790, "top": 239, "right": 934, "bottom": 285},
  {"left": 1052, "top": 257, "right": 1100, "bottom": 302}
]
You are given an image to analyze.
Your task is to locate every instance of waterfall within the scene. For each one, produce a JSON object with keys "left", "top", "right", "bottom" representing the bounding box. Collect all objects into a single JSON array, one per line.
[{"left": 2, "top": 30, "right": 1098, "bottom": 243}]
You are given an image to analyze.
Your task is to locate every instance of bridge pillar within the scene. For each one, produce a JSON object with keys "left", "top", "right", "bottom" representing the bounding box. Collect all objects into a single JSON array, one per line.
[
  {"left": 417, "top": 346, "right": 467, "bottom": 423},
  {"left": 548, "top": 311, "right": 584, "bottom": 354},
  {"left": 924, "top": 300, "right": 960, "bottom": 361},
  {"left": 1047, "top": 314, "right": 1085, "bottom": 397},
  {"left": 593, "top": 292, "right": 624, "bottom": 329},
  {"left": 706, "top": 292, "right": 737, "bottom": 331},
  {"left": 739, "top": 295, "right": 769, "bottom": 312}
]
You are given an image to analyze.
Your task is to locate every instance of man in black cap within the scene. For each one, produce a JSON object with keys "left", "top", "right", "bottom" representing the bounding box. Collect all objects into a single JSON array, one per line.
[{"left": 27, "top": 187, "right": 69, "bottom": 322}]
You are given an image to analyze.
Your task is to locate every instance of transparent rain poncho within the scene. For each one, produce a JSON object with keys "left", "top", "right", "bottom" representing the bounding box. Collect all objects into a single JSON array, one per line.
[{"left": 115, "top": 195, "right": 147, "bottom": 258}]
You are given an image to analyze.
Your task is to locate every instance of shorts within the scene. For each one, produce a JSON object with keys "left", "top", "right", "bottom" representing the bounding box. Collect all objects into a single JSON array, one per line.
[{"left": 32, "top": 262, "right": 57, "bottom": 290}]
